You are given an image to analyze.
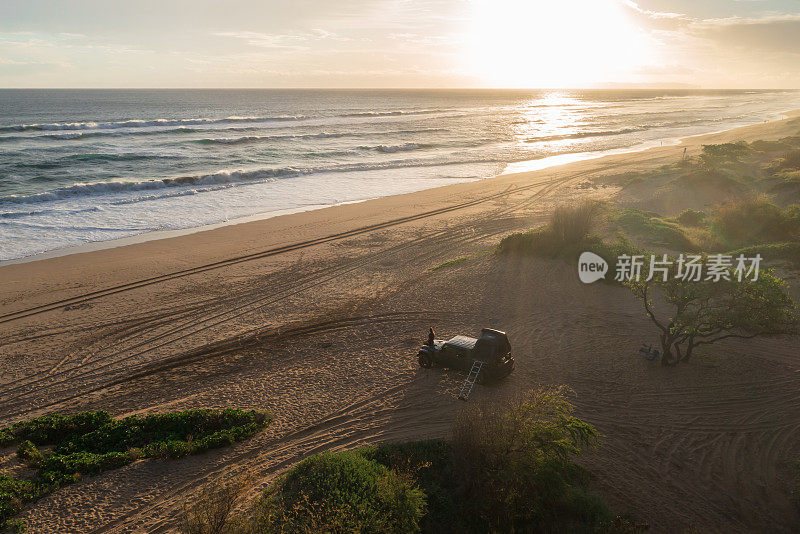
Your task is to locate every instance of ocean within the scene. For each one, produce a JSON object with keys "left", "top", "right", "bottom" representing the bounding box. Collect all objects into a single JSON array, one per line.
[{"left": 1, "top": 88, "right": 799, "bottom": 262}]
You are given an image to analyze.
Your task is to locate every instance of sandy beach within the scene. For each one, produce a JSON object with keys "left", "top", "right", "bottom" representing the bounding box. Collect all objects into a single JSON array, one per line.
[{"left": 2, "top": 112, "right": 800, "bottom": 532}]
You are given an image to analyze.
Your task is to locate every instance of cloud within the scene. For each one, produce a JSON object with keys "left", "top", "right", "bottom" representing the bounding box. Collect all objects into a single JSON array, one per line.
[
  {"left": 622, "top": 0, "right": 686, "bottom": 20},
  {"left": 213, "top": 28, "right": 364, "bottom": 50},
  {"left": 0, "top": 56, "right": 69, "bottom": 76},
  {"left": 212, "top": 31, "right": 310, "bottom": 50},
  {"left": 688, "top": 14, "right": 800, "bottom": 54},
  {"left": 694, "top": 13, "right": 800, "bottom": 27},
  {"left": 387, "top": 32, "right": 465, "bottom": 46}
]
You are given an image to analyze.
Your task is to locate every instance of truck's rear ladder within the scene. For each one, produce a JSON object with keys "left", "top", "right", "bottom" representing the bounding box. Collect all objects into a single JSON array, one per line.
[{"left": 458, "top": 360, "right": 484, "bottom": 400}]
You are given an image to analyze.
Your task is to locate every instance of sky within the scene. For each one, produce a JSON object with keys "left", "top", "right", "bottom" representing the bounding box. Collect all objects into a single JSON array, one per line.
[{"left": 0, "top": 0, "right": 799, "bottom": 88}]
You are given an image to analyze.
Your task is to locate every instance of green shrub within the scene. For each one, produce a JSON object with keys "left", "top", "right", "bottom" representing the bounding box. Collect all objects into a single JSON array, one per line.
[
  {"left": 497, "top": 226, "right": 562, "bottom": 257},
  {"left": 11, "top": 411, "right": 111, "bottom": 445},
  {"left": 197, "top": 391, "right": 620, "bottom": 533},
  {"left": 0, "top": 409, "right": 271, "bottom": 530},
  {"left": 616, "top": 208, "right": 695, "bottom": 250},
  {"left": 58, "top": 409, "right": 268, "bottom": 455},
  {"left": 449, "top": 387, "right": 607, "bottom": 532},
  {"left": 582, "top": 235, "right": 639, "bottom": 269},
  {"left": 698, "top": 142, "right": 751, "bottom": 170},
  {"left": 498, "top": 227, "right": 639, "bottom": 286},
  {"left": 727, "top": 242, "right": 800, "bottom": 268},
  {"left": 0, "top": 428, "right": 13, "bottom": 447},
  {"left": 39, "top": 451, "right": 132, "bottom": 485},
  {"left": 675, "top": 208, "right": 707, "bottom": 227},
  {"left": 16, "top": 441, "right": 43, "bottom": 467},
  {"left": 714, "top": 197, "right": 800, "bottom": 247},
  {"left": 5, "top": 518, "right": 27, "bottom": 533},
  {"left": 498, "top": 202, "right": 598, "bottom": 258},
  {"left": 364, "top": 440, "right": 458, "bottom": 533},
  {"left": 256, "top": 450, "right": 426, "bottom": 533},
  {"left": 0, "top": 475, "right": 40, "bottom": 529}
]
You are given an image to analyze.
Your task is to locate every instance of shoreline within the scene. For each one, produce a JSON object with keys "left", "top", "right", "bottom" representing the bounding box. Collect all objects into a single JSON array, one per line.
[{"left": 3, "top": 108, "right": 798, "bottom": 268}]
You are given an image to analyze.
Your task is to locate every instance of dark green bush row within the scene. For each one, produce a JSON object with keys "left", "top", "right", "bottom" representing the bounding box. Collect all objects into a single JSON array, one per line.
[
  {"left": 16, "top": 441, "right": 43, "bottom": 467},
  {"left": 0, "top": 428, "right": 14, "bottom": 447},
  {"left": 0, "top": 475, "right": 41, "bottom": 530},
  {"left": 9, "top": 411, "right": 111, "bottom": 446},
  {"left": 39, "top": 451, "right": 133, "bottom": 485},
  {"left": 4, "top": 409, "right": 267, "bottom": 455},
  {"left": 254, "top": 442, "right": 620, "bottom": 533},
  {"left": 0, "top": 409, "right": 271, "bottom": 530},
  {"left": 250, "top": 389, "right": 640, "bottom": 533}
]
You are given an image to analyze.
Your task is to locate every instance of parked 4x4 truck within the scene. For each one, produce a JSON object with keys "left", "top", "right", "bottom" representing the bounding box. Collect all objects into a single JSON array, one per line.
[{"left": 417, "top": 328, "right": 515, "bottom": 382}]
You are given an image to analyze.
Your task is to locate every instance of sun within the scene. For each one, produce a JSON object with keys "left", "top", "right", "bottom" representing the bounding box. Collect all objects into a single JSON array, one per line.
[{"left": 465, "top": 0, "right": 651, "bottom": 88}]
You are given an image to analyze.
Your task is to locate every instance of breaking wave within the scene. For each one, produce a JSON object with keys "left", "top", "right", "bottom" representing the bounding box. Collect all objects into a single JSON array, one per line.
[
  {"left": 524, "top": 126, "right": 651, "bottom": 143},
  {"left": 0, "top": 109, "right": 453, "bottom": 134},
  {"left": 358, "top": 143, "right": 423, "bottom": 153},
  {"left": 192, "top": 128, "right": 447, "bottom": 145},
  {"left": 0, "top": 157, "right": 500, "bottom": 205},
  {"left": 0, "top": 115, "right": 308, "bottom": 133}
]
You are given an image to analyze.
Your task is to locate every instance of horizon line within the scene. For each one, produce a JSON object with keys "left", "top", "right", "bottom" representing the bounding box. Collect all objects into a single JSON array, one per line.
[{"left": 1, "top": 87, "right": 798, "bottom": 91}]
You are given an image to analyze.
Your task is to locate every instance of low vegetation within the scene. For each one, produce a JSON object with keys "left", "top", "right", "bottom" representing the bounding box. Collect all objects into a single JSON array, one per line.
[
  {"left": 498, "top": 141, "right": 800, "bottom": 367},
  {"left": 500, "top": 139, "right": 800, "bottom": 271},
  {"left": 181, "top": 478, "right": 250, "bottom": 534},
  {"left": 628, "top": 267, "right": 800, "bottom": 366},
  {"left": 713, "top": 197, "right": 800, "bottom": 248},
  {"left": 497, "top": 201, "right": 639, "bottom": 282},
  {"left": 254, "top": 450, "right": 426, "bottom": 533},
  {"left": 615, "top": 208, "right": 697, "bottom": 251},
  {"left": 0, "top": 409, "right": 271, "bottom": 530},
  {"left": 180, "top": 388, "right": 644, "bottom": 533}
]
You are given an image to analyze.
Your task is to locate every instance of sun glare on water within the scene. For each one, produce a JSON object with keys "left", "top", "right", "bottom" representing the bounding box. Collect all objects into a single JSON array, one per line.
[{"left": 466, "top": 0, "right": 651, "bottom": 88}]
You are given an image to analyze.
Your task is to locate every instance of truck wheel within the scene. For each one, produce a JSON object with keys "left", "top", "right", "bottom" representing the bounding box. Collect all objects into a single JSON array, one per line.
[{"left": 418, "top": 352, "right": 433, "bottom": 368}]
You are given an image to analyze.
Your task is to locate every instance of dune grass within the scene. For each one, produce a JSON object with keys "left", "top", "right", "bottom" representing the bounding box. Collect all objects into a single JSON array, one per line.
[
  {"left": 497, "top": 202, "right": 640, "bottom": 285},
  {"left": 497, "top": 201, "right": 600, "bottom": 259},
  {"left": 0, "top": 409, "right": 271, "bottom": 530}
]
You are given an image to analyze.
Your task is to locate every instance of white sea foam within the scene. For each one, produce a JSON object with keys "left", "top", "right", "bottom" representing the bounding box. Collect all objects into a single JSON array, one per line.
[
  {"left": 359, "top": 143, "right": 422, "bottom": 153},
  {"left": 0, "top": 109, "right": 453, "bottom": 133},
  {"left": 2, "top": 89, "right": 800, "bottom": 261},
  {"left": 0, "top": 115, "right": 308, "bottom": 132},
  {"left": 0, "top": 157, "right": 506, "bottom": 206}
]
